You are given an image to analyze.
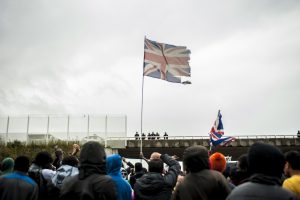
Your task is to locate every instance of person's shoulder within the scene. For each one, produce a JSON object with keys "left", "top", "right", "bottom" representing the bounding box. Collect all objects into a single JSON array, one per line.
[
  {"left": 2, "top": 172, "right": 37, "bottom": 187},
  {"left": 62, "top": 173, "right": 79, "bottom": 185},
  {"left": 90, "top": 174, "right": 115, "bottom": 184}
]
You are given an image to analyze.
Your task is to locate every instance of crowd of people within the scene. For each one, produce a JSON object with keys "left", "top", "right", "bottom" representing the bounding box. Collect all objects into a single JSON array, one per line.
[
  {"left": 134, "top": 131, "right": 169, "bottom": 140},
  {"left": 0, "top": 141, "right": 300, "bottom": 200}
]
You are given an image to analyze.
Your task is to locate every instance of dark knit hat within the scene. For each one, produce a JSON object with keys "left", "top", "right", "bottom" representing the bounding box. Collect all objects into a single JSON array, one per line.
[
  {"left": 183, "top": 145, "right": 210, "bottom": 173},
  {"left": 209, "top": 152, "right": 226, "bottom": 173},
  {"left": 135, "top": 162, "right": 143, "bottom": 172},
  {"left": 248, "top": 142, "right": 285, "bottom": 178},
  {"left": 1, "top": 157, "right": 14, "bottom": 174}
]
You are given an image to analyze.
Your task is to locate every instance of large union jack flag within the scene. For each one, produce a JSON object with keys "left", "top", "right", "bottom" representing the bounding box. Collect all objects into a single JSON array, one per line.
[
  {"left": 143, "top": 38, "right": 191, "bottom": 83},
  {"left": 209, "top": 110, "right": 235, "bottom": 146}
]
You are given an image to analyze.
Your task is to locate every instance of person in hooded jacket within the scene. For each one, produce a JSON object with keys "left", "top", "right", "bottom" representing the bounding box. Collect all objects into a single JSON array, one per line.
[
  {"left": 226, "top": 142, "right": 299, "bottom": 200},
  {"left": 106, "top": 154, "right": 132, "bottom": 200},
  {"left": 0, "top": 155, "right": 38, "bottom": 200},
  {"left": 172, "top": 145, "right": 231, "bottom": 200},
  {"left": 134, "top": 152, "right": 180, "bottom": 200},
  {"left": 59, "top": 141, "right": 117, "bottom": 200}
]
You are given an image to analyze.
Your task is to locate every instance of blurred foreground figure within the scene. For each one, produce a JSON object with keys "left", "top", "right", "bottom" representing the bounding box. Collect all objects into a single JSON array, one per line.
[
  {"left": 172, "top": 145, "right": 231, "bottom": 200},
  {"left": 283, "top": 151, "right": 300, "bottom": 198},
  {"left": 226, "top": 142, "right": 299, "bottom": 200},
  {"left": 0, "top": 156, "right": 38, "bottom": 200},
  {"left": 0, "top": 157, "right": 14, "bottom": 175},
  {"left": 60, "top": 141, "right": 117, "bottom": 200}
]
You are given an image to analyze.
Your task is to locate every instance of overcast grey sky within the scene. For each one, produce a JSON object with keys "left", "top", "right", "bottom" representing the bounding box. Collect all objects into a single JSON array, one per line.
[{"left": 0, "top": 0, "right": 300, "bottom": 137}]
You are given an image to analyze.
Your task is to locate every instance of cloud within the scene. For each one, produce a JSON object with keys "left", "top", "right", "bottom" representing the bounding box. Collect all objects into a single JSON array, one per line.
[{"left": 0, "top": 1, "right": 300, "bottom": 137}]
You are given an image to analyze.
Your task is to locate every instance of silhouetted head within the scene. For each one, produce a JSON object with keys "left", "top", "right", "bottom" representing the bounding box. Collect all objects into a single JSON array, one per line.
[
  {"left": 285, "top": 151, "right": 300, "bottom": 170},
  {"left": 183, "top": 145, "right": 210, "bottom": 173},
  {"left": 35, "top": 151, "right": 53, "bottom": 169},
  {"left": 248, "top": 142, "right": 285, "bottom": 178},
  {"left": 148, "top": 159, "right": 164, "bottom": 173},
  {"left": 135, "top": 162, "right": 143, "bottom": 172},
  {"left": 14, "top": 156, "right": 30, "bottom": 173}
]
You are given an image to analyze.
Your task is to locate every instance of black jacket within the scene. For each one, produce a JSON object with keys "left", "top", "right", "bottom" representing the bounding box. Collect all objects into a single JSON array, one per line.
[
  {"left": 59, "top": 141, "right": 117, "bottom": 200},
  {"left": 129, "top": 170, "right": 145, "bottom": 188},
  {"left": 226, "top": 174, "right": 300, "bottom": 200},
  {"left": 172, "top": 169, "right": 231, "bottom": 200},
  {"left": 134, "top": 154, "right": 180, "bottom": 200}
]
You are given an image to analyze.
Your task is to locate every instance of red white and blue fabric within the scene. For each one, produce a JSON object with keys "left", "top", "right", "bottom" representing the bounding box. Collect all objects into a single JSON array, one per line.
[
  {"left": 210, "top": 135, "right": 235, "bottom": 146},
  {"left": 209, "top": 110, "right": 235, "bottom": 146},
  {"left": 143, "top": 38, "right": 191, "bottom": 83}
]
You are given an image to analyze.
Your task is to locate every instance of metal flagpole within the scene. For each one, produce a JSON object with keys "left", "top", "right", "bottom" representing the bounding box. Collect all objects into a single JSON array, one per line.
[
  {"left": 140, "top": 36, "right": 146, "bottom": 155},
  {"left": 140, "top": 73, "right": 145, "bottom": 154}
]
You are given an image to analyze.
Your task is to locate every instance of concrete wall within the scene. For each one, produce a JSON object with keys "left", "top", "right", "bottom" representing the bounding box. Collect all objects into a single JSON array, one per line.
[{"left": 117, "top": 137, "right": 300, "bottom": 160}]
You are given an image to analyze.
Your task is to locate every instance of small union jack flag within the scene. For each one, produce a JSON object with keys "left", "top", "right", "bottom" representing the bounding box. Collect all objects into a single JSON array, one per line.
[
  {"left": 143, "top": 38, "right": 191, "bottom": 83},
  {"left": 209, "top": 110, "right": 235, "bottom": 146},
  {"left": 210, "top": 110, "right": 224, "bottom": 140}
]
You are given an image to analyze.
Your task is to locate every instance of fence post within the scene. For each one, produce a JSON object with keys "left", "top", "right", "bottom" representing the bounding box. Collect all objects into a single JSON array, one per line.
[
  {"left": 5, "top": 116, "right": 9, "bottom": 146},
  {"left": 26, "top": 115, "right": 30, "bottom": 145},
  {"left": 67, "top": 115, "right": 70, "bottom": 145},
  {"left": 105, "top": 115, "right": 108, "bottom": 148},
  {"left": 46, "top": 115, "right": 50, "bottom": 145}
]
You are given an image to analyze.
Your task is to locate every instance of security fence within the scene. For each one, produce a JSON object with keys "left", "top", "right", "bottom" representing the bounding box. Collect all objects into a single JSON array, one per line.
[{"left": 0, "top": 114, "right": 127, "bottom": 145}]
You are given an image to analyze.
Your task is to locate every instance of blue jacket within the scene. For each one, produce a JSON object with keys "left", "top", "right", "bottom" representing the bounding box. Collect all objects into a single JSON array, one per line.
[
  {"left": 0, "top": 171, "right": 38, "bottom": 200},
  {"left": 107, "top": 154, "right": 132, "bottom": 200}
]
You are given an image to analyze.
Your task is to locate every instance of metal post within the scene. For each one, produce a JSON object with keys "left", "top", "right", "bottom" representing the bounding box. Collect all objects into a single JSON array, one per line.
[
  {"left": 5, "top": 116, "right": 9, "bottom": 146},
  {"left": 87, "top": 114, "right": 90, "bottom": 138},
  {"left": 46, "top": 115, "right": 50, "bottom": 145},
  {"left": 124, "top": 115, "right": 127, "bottom": 148},
  {"left": 26, "top": 115, "right": 30, "bottom": 145},
  {"left": 140, "top": 75, "right": 145, "bottom": 154},
  {"left": 67, "top": 115, "right": 70, "bottom": 144},
  {"left": 105, "top": 115, "right": 108, "bottom": 147}
]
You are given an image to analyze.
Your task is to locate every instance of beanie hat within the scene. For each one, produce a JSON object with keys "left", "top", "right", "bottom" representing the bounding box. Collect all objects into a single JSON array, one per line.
[
  {"left": 183, "top": 145, "right": 210, "bottom": 173},
  {"left": 1, "top": 157, "right": 14, "bottom": 174},
  {"left": 248, "top": 142, "right": 285, "bottom": 178},
  {"left": 209, "top": 152, "right": 226, "bottom": 173},
  {"left": 135, "top": 162, "right": 143, "bottom": 172}
]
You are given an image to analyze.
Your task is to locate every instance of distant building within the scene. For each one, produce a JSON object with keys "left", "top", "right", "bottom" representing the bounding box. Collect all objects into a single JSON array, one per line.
[
  {"left": 27, "top": 134, "right": 59, "bottom": 144},
  {"left": 82, "top": 134, "right": 105, "bottom": 144}
]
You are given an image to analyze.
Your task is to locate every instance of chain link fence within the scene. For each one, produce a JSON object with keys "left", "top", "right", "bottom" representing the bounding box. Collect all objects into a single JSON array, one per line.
[{"left": 0, "top": 114, "right": 127, "bottom": 146}]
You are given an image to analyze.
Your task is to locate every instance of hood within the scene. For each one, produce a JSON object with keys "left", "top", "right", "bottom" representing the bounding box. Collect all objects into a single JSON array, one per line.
[
  {"left": 248, "top": 142, "right": 285, "bottom": 178},
  {"left": 106, "top": 154, "right": 122, "bottom": 176},
  {"left": 78, "top": 141, "right": 107, "bottom": 179},
  {"left": 183, "top": 145, "right": 210, "bottom": 173}
]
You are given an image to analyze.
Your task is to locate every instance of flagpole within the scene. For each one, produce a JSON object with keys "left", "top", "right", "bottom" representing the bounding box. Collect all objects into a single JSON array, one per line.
[
  {"left": 140, "top": 75, "right": 145, "bottom": 155},
  {"left": 140, "top": 36, "right": 146, "bottom": 156},
  {"left": 209, "top": 144, "right": 213, "bottom": 155}
]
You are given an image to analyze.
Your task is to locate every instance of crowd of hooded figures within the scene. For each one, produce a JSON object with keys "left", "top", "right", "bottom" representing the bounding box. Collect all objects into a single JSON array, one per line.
[{"left": 0, "top": 141, "right": 300, "bottom": 200}]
